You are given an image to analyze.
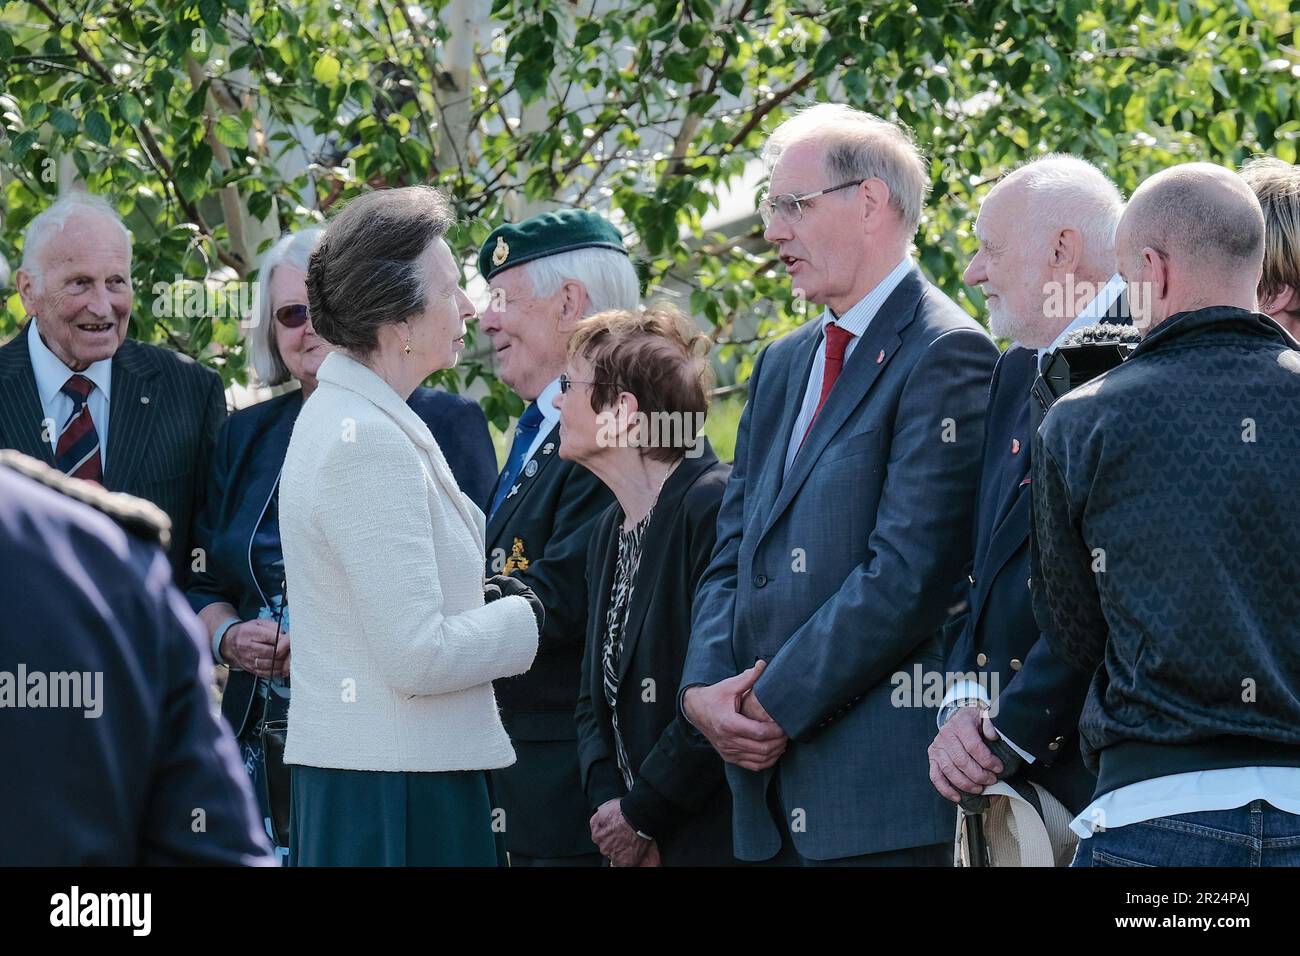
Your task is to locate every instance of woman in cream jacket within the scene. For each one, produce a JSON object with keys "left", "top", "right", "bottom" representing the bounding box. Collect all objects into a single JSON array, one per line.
[{"left": 279, "top": 186, "right": 542, "bottom": 866}]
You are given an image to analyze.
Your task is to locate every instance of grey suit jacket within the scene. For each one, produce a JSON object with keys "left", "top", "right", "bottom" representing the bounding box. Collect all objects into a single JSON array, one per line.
[
  {"left": 0, "top": 322, "right": 226, "bottom": 585},
  {"left": 682, "top": 266, "right": 998, "bottom": 861}
]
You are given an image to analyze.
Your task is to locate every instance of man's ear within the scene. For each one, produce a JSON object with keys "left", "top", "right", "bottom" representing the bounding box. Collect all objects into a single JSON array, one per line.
[
  {"left": 1051, "top": 228, "right": 1084, "bottom": 274},
  {"left": 860, "top": 178, "right": 892, "bottom": 229},
  {"left": 1142, "top": 247, "right": 1169, "bottom": 302},
  {"left": 557, "top": 280, "right": 589, "bottom": 332},
  {"left": 15, "top": 268, "right": 39, "bottom": 317}
]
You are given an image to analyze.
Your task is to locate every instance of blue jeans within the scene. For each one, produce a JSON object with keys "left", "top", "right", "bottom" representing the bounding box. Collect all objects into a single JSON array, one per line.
[{"left": 1072, "top": 800, "right": 1300, "bottom": 866}]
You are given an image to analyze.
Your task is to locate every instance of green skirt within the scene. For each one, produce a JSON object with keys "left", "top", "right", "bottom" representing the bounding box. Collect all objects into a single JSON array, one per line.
[{"left": 289, "top": 765, "right": 505, "bottom": 867}]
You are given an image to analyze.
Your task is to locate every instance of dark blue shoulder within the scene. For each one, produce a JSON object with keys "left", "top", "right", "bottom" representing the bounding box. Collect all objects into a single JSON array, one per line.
[
  {"left": 224, "top": 389, "right": 302, "bottom": 439},
  {"left": 407, "top": 386, "right": 487, "bottom": 428}
]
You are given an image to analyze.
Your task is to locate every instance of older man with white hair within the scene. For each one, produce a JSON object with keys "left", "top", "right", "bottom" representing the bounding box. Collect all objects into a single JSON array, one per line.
[
  {"left": 929, "top": 156, "right": 1128, "bottom": 836},
  {"left": 680, "top": 103, "right": 998, "bottom": 865},
  {"left": 0, "top": 191, "right": 226, "bottom": 585},
  {"left": 1035, "top": 163, "right": 1300, "bottom": 866},
  {"left": 476, "top": 210, "right": 636, "bottom": 865}
]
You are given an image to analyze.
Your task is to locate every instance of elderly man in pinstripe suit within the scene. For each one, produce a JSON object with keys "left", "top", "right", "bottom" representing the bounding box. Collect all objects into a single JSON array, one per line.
[{"left": 0, "top": 192, "right": 225, "bottom": 586}]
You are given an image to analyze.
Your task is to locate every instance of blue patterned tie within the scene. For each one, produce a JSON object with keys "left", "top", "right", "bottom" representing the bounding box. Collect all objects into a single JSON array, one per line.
[{"left": 489, "top": 401, "right": 545, "bottom": 519}]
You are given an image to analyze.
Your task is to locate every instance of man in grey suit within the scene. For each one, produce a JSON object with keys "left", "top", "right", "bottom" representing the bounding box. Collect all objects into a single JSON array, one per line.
[
  {"left": 0, "top": 192, "right": 226, "bottom": 586},
  {"left": 681, "top": 104, "right": 999, "bottom": 864}
]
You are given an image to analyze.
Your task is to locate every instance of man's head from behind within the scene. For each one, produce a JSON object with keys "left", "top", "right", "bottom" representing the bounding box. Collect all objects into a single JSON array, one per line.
[
  {"left": 1117, "top": 162, "right": 1264, "bottom": 334},
  {"left": 760, "top": 104, "right": 928, "bottom": 316},
  {"left": 478, "top": 210, "right": 639, "bottom": 402},
  {"left": 963, "top": 155, "right": 1123, "bottom": 348},
  {"left": 17, "top": 192, "right": 133, "bottom": 372},
  {"left": 1239, "top": 156, "right": 1300, "bottom": 340}
]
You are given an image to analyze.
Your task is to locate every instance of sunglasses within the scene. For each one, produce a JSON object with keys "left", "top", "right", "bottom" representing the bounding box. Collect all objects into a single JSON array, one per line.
[
  {"left": 275, "top": 303, "right": 310, "bottom": 329},
  {"left": 559, "top": 373, "right": 626, "bottom": 394}
]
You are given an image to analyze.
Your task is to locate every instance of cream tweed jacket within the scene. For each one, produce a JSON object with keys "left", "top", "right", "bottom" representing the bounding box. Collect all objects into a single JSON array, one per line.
[{"left": 280, "top": 352, "right": 538, "bottom": 772}]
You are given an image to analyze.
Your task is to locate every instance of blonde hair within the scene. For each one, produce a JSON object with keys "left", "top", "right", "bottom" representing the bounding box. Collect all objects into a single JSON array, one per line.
[{"left": 1240, "top": 156, "right": 1300, "bottom": 303}]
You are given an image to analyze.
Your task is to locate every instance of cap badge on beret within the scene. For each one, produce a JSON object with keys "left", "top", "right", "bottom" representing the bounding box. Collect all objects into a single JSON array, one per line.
[{"left": 492, "top": 235, "right": 510, "bottom": 267}]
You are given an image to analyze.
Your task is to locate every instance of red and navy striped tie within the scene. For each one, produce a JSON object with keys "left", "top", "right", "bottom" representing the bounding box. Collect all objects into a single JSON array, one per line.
[{"left": 55, "top": 374, "right": 103, "bottom": 483}]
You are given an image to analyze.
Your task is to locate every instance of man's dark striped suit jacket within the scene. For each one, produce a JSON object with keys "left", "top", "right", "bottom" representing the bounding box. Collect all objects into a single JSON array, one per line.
[{"left": 0, "top": 321, "right": 226, "bottom": 586}]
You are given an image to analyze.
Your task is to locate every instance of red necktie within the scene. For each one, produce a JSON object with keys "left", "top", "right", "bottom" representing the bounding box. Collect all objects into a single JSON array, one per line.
[
  {"left": 55, "top": 374, "right": 103, "bottom": 484},
  {"left": 800, "top": 323, "right": 854, "bottom": 448}
]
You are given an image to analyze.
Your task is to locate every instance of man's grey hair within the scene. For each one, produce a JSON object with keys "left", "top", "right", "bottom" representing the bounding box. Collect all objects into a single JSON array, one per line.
[
  {"left": 999, "top": 154, "right": 1124, "bottom": 276},
  {"left": 761, "top": 103, "right": 930, "bottom": 234},
  {"left": 1121, "top": 162, "right": 1264, "bottom": 277},
  {"left": 524, "top": 247, "right": 640, "bottom": 316},
  {"left": 20, "top": 192, "right": 133, "bottom": 289},
  {"left": 0, "top": 253, "right": 9, "bottom": 289},
  {"left": 247, "top": 227, "right": 324, "bottom": 386}
]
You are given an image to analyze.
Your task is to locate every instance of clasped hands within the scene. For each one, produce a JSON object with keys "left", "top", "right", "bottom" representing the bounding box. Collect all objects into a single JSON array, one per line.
[{"left": 683, "top": 660, "right": 788, "bottom": 772}]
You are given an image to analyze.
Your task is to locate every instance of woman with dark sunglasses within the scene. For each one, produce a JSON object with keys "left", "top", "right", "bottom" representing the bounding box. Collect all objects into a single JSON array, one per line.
[{"left": 184, "top": 227, "right": 499, "bottom": 861}]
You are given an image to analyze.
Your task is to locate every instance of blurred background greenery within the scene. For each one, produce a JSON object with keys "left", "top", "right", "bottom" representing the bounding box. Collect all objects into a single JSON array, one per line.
[{"left": 1, "top": 0, "right": 1296, "bottom": 456}]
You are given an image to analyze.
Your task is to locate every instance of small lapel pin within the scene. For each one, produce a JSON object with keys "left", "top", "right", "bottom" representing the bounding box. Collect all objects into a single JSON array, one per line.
[
  {"left": 1011, "top": 438, "right": 1021, "bottom": 455},
  {"left": 876, "top": 349, "right": 885, "bottom": 364},
  {"left": 541, "top": 442, "right": 555, "bottom": 455},
  {"left": 507, "top": 484, "right": 520, "bottom": 499},
  {"left": 140, "top": 396, "right": 150, "bottom": 405},
  {"left": 524, "top": 459, "right": 538, "bottom": 478}
]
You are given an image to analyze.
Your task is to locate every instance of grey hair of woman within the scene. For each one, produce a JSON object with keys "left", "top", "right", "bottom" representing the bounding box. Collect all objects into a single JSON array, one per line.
[{"left": 246, "top": 227, "right": 325, "bottom": 386}]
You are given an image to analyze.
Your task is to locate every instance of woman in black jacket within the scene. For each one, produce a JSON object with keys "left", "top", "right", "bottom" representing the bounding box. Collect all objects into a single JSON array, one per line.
[
  {"left": 559, "top": 305, "right": 734, "bottom": 866},
  {"left": 185, "top": 227, "right": 498, "bottom": 861}
]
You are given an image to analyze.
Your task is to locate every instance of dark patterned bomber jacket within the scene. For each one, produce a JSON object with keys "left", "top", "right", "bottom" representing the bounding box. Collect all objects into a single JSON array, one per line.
[{"left": 1030, "top": 305, "right": 1300, "bottom": 776}]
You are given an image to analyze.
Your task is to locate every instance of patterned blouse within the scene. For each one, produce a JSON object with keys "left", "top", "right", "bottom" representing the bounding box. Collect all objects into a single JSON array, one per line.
[{"left": 601, "top": 508, "right": 654, "bottom": 791}]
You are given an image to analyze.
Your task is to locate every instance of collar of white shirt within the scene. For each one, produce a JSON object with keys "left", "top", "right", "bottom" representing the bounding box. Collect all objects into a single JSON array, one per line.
[
  {"left": 534, "top": 376, "right": 562, "bottom": 428},
  {"left": 521, "top": 375, "right": 563, "bottom": 464},
  {"left": 818, "top": 256, "right": 914, "bottom": 340},
  {"left": 27, "top": 319, "right": 113, "bottom": 408},
  {"left": 1038, "top": 272, "right": 1127, "bottom": 360}
]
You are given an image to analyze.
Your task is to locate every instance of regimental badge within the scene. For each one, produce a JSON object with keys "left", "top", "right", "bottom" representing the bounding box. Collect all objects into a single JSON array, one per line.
[
  {"left": 503, "top": 536, "right": 530, "bottom": 574},
  {"left": 524, "top": 459, "right": 538, "bottom": 478},
  {"left": 492, "top": 235, "right": 510, "bottom": 267},
  {"left": 541, "top": 442, "right": 555, "bottom": 455}
]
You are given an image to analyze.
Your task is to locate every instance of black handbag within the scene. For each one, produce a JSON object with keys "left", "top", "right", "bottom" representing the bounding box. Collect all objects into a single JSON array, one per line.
[{"left": 256, "top": 578, "right": 291, "bottom": 848}]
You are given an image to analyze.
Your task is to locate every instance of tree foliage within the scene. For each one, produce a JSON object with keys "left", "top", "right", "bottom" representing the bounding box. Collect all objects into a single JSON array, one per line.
[{"left": 1, "top": 0, "right": 1296, "bottom": 428}]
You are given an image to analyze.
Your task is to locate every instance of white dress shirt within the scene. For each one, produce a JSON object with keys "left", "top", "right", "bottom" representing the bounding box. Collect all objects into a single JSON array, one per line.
[
  {"left": 27, "top": 321, "right": 113, "bottom": 469},
  {"left": 782, "top": 256, "right": 912, "bottom": 477}
]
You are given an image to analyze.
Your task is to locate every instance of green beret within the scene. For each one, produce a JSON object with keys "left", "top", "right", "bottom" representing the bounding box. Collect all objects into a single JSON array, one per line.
[{"left": 478, "top": 209, "right": 628, "bottom": 282}]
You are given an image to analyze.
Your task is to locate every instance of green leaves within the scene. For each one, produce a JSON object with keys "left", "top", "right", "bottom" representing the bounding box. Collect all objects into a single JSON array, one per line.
[
  {"left": 0, "top": 0, "right": 1293, "bottom": 405},
  {"left": 48, "top": 108, "right": 78, "bottom": 138},
  {"left": 84, "top": 111, "right": 111, "bottom": 146},
  {"left": 313, "top": 54, "right": 341, "bottom": 85}
]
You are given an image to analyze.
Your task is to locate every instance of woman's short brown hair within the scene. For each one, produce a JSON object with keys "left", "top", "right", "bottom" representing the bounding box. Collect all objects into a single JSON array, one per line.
[
  {"left": 306, "top": 186, "right": 454, "bottom": 355},
  {"left": 567, "top": 304, "right": 714, "bottom": 463}
]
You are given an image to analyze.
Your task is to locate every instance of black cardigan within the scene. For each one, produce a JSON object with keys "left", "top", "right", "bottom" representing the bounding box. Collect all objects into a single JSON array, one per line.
[{"left": 576, "top": 441, "right": 736, "bottom": 865}]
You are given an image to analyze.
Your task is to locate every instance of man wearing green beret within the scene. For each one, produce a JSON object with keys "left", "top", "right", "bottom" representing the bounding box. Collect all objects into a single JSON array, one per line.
[{"left": 478, "top": 210, "right": 638, "bottom": 865}]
